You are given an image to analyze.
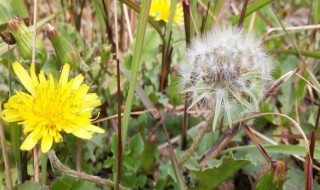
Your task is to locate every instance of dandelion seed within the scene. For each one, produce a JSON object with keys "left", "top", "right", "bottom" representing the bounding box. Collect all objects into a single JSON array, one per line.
[
  {"left": 179, "top": 26, "right": 273, "bottom": 130},
  {"left": 1, "top": 62, "right": 104, "bottom": 153},
  {"left": 149, "top": 0, "right": 183, "bottom": 24}
]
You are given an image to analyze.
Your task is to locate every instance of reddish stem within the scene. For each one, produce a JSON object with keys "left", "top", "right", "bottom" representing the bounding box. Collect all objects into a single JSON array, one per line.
[
  {"left": 238, "top": 0, "right": 249, "bottom": 28},
  {"left": 115, "top": 59, "right": 123, "bottom": 190}
]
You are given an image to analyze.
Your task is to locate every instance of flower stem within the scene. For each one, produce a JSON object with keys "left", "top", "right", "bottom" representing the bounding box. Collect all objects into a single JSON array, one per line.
[
  {"left": 41, "top": 153, "right": 48, "bottom": 184},
  {"left": 181, "top": 0, "right": 191, "bottom": 150},
  {"left": 116, "top": 59, "right": 123, "bottom": 190},
  {"left": 0, "top": 108, "right": 13, "bottom": 190},
  {"left": 238, "top": 0, "right": 249, "bottom": 28},
  {"left": 7, "top": 44, "right": 24, "bottom": 183},
  {"left": 32, "top": 0, "right": 40, "bottom": 183}
]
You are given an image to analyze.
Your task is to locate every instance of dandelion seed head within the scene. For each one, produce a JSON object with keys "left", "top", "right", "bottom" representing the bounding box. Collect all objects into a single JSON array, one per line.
[{"left": 179, "top": 25, "right": 273, "bottom": 129}]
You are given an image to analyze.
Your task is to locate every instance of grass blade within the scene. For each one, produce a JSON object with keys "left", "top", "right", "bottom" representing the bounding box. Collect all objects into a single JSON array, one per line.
[
  {"left": 269, "top": 49, "right": 320, "bottom": 59},
  {"left": 231, "top": 0, "right": 273, "bottom": 24},
  {"left": 121, "top": 0, "right": 151, "bottom": 146}
]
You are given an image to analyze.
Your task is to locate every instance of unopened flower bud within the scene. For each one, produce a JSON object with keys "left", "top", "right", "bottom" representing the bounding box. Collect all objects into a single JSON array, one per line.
[
  {"left": 256, "top": 159, "right": 287, "bottom": 189},
  {"left": 8, "top": 17, "right": 47, "bottom": 64},
  {"left": 44, "top": 23, "right": 80, "bottom": 69}
]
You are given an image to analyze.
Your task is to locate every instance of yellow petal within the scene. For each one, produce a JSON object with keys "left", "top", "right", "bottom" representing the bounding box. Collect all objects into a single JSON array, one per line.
[
  {"left": 55, "top": 123, "right": 62, "bottom": 131},
  {"left": 39, "top": 71, "right": 47, "bottom": 84},
  {"left": 49, "top": 127, "right": 56, "bottom": 136},
  {"left": 20, "top": 132, "right": 39, "bottom": 150},
  {"left": 41, "top": 135, "right": 53, "bottom": 153},
  {"left": 87, "top": 125, "right": 105, "bottom": 133},
  {"left": 72, "top": 129, "right": 92, "bottom": 139},
  {"left": 12, "top": 62, "right": 36, "bottom": 96},
  {"left": 1, "top": 109, "right": 21, "bottom": 122},
  {"left": 59, "top": 64, "right": 70, "bottom": 86},
  {"left": 72, "top": 74, "right": 84, "bottom": 89},
  {"left": 30, "top": 63, "right": 39, "bottom": 86},
  {"left": 54, "top": 132, "right": 63, "bottom": 143},
  {"left": 49, "top": 74, "right": 55, "bottom": 89},
  {"left": 75, "top": 84, "right": 89, "bottom": 97},
  {"left": 83, "top": 93, "right": 98, "bottom": 101}
]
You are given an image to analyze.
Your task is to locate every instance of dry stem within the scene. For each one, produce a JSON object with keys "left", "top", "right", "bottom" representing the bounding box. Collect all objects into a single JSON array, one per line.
[
  {"left": 48, "top": 150, "right": 127, "bottom": 190},
  {"left": 178, "top": 114, "right": 214, "bottom": 165},
  {"left": 33, "top": 146, "right": 39, "bottom": 182}
]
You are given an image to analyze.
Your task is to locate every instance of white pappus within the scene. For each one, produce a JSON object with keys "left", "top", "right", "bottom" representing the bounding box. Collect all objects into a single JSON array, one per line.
[{"left": 179, "top": 25, "right": 273, "bottom": 130}]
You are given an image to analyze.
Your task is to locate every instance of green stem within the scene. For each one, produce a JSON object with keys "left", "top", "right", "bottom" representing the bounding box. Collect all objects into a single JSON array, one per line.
[
  {"left": 7, "top": 43, "right": 23, "bottom": 184},
  {"left": 41, "top": 153, "right": 48, "bottom": 184}
]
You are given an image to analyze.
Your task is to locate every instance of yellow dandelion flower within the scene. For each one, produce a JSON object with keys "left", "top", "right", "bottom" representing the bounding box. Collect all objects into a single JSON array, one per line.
[
  {"left": 149, "top": 0, "right": 183, "bottom": 24},
  {"left": 1, "top": 62, "right": 104, "bottom": 153}
]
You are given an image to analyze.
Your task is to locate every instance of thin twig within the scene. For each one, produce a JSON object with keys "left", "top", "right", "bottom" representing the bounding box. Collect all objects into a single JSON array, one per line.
[
  {"left": 244, "top": 125, "right": 272, "bottom": 163},
  {"left": 33, "top": 146, "right": 39, "bottom": 182},
  {"left": 93, "top": 109, "right": 157, "bottom": 123},
  {"left": 158, "top": 121, "right": 206, "bottom": 150},
  {"left": 32, "top": 0, "right": 38, "bottom": 64},
  {"left": 48, "top": 150, "right": 127, "bottom": 189},
  {"left": 178, "top": 114, "right": 214, "bottom": 165},
  {"left": 232, "top": 113, "right": 309, "bottom": 148},
  {"left": 189, "top": 11, "right": 199, "bottom": 37},
  {"left": 102, "top": 0, "right": 116, "bottom": 52},
  {"left": 213, "top": 0, "right": 229, "bottom": 28},
  {"left": 76, "top": 139, "right": 82, "bottom": 171},
  {"left": 250, "top": 127, "right": 320, "bottom": 171},
  {"left": 145, "top": 111, "right": 173, "bottom": 141},
  {"left": 161, "top": 122, "right": 186, "bottom": 189},
  {"left": 123, "top": 4, "right": 133, "bottom": 44},
  {"left": 248, "top": 12, "right": 256, "bottom": 33},
  {"left": 295, "top": 73, "right": 320, "bottom": 95},
  {"left": 267, "top": 24, "right": 320, "bottom": 34},
  {"left": 199, "top": 125, "right": 240, "bottom": 167}
]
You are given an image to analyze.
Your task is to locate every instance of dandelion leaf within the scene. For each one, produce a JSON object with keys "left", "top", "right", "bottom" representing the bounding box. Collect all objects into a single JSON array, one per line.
[{"left": 190, "top": 154, "right": 253, "bottom": 189}]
